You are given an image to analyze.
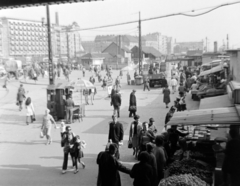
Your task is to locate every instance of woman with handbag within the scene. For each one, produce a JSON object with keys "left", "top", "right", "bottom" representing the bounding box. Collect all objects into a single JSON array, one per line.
[
  {"left": 129, "top": 115, "right": 142, "bottom": 159},
  {"left": 129, "top": 89, "right": 137, "bottom": 117},
  {"left": 41, "top": 108, "right": 57, "bottom": 145},
  {"left": 25, "top": 97, "right": 35, "bottom": 125}
]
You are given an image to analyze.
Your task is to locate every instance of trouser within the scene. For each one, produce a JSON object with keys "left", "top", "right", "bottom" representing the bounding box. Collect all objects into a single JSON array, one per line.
[
  {"left": 90, "top": 94, "right": 94, "bottom": 104},
  {"left": 129, "top": 110, "right": 136, "bottom": 117},
  {"left": 62, "top": 151, "right": 74, "bottom": 170},
  {"left": 66, "top": 108, "right": 73, "bottom": 124},
  {"left": 143, "top": 84, "right": 150, "bottom": 91},
  {"left": 112, "top": 142, "right": 120, "bottom": 159},
  {"left": 85, "top": 95, "right": 89, "bottom": 104},
  {"left": 113, "top": 106, "right": 120, "bottom": 117},
  {"left": 156, "top": 170, "right": 164, "bottom": 185},
  {"left": 26, "top": 115, "right": 33, "bottom": 124}
]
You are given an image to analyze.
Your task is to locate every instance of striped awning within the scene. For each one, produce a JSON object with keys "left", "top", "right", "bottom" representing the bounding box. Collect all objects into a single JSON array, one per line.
[
  {"left": 0, "top": 0, "right": 103, "bottom": 10},
  {"left": 167, "top": 106, "right": 240, "bottom": 126},
  {"left": 199, "top": 65, "right": 224, "bottom": 76}
]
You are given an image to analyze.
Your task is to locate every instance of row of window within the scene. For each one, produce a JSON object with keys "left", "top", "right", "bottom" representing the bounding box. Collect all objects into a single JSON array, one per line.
[
  {"left": 10, "top": 37, "right": 47, "bottom": 41},
  {"left": 9, "top": 26, "right": 47, "bottom": 32},
  {"left": 9, "top": 21, "right": 44, "bottom": 27},
  {"left": 10, "top": 30, "right": 47, "bottom": 36},
  {"left": 10, "top": 48, "right": 48, "bottom": 51}
]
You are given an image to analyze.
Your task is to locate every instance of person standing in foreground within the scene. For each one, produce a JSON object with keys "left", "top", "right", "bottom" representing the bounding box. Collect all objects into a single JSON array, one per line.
[
  {"left": 129, "top": 115, "right": 142, "bottom": 159},
  {"left": 41, "top": 109, "right": 57, "bottom": 145},
  {"left": 129, "top": 90, "right": 137, "bottom": 118},
  {"left": 130, "top": 151, "right": 154, "bottom": 186},
  {"left": 162, "top": 86, "right": 171, "bottom": 108},
  {"left": 65, "top": 95, "right": 75, "bottom": 124},
  {"left": 111, "top": 89, "right": 121, "bottom": 118},
  {"left": 61, "top": 126, "right": 75, "bottom": 174},
  {"left": 148, "top": 118, "right": 157, "bottom": 135},
  {"left": 153, "top": 135, "right": 167, "bottom": 184},
  {"left": 25, "top": 97, "right": 35, "bottom": 125},
  {"left": 108, "top": 115, "right": 124, "bottom": 159},
  {"left": 97, "top": 144, "right": 131, "bottom": 186}
]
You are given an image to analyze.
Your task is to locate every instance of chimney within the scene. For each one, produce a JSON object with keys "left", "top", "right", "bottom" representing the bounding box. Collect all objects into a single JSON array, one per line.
[
  {"left": 214, "top": 41, "right": 218, "bottom": 53},
  {"left": 55, "top": 12, "right": 59, "bottom": 25}
]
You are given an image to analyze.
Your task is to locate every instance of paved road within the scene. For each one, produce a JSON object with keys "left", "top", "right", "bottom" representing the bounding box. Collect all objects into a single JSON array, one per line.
[{"left": 0, "top": 69, "right": 199, "bottom": 186}]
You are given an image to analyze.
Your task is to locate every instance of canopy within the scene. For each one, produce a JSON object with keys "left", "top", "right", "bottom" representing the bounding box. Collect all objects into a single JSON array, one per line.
[
  {"left": 199, "top": 65, "right": 223, "bottom": 76},
  {"left": 4, "top": 60, "right": 22, "bottom": 72},
  {"left": 71, "top": 79, "right": 95, "bottom": 89},
  {"left": 121, "top": 65, "right": 136, "bottom": 71},
  {"left": 167, "top": 107, "right": 240, "bottom": 126}
]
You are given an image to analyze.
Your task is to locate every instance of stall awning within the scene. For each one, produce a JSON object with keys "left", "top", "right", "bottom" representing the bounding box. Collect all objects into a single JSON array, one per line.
[
  {"left": 167, "top": 107, "right": 240, "bottom": 126},
  {"left": 199, "top": 65, "right": 223, "bottom": 76},
  {"left": 199, "top": 95, "right": 233, "bottom": 109}
]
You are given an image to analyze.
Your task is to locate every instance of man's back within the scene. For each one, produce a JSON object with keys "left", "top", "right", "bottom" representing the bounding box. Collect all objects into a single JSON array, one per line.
[
  {"left": 109, "top": 122, "right": 123, "bottom": 143},
  {"left": 112, "top": 93, "right": 121, "bottom": 106},
  {"left": 65, "top": 98, "right": 74, "bottom": 108}
]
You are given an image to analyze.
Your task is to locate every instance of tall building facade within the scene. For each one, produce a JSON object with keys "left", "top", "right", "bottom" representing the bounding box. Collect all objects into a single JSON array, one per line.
[{"left": 0, "top": 16, "right": 82, "bottom": 60}]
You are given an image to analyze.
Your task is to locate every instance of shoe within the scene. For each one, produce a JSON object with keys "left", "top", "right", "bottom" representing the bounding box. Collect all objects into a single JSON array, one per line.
[
  {"left": 74, "top": 169, "right": 79, "bottom": 174},
  {"left": 166, "top": 106, "right": 169, "bottom": 108},
  {"left": 62, "top": 170, "right": 66, "bottom": 174},
  {"left": 82, "top": 163, "right": 85, "bottom": 169},
  {"left": 26, "top": 122, "right": 29, "bottom": 125}
]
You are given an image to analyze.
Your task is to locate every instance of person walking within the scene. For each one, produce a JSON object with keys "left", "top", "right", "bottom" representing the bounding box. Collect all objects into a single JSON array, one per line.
[
  {"left": 115, "top": 76, "right": 121, "bottom": 90},
  {"left": 129, "top": 115, "right": 142, "bottom": 159},
  {"left": 25, "top": 97, "right": 35, "bottom": 125},
  {"left": 102, "top": 76, "right": 107, "bottom": 90},
  {"left": 65, "top": 95, "right": 75, "bottom": 124},
  {"left": 97, "top": 144, "right": 131, "bottom": 186},
  {"left": 111, "top": 89, "right": 121, "bottom": 118},
  {"left": 41, "top": 108, "right": 57, "bottom": 145},
  {"left": 61, "top": 126, "right": 75, "bottom": 174},
  {"left": 170, "top": 77, "right": 178, "bottom": 94},
  {"left": 17, "top": 85, "right": 26, "bottom": 111},
  {"left": 119, "top": 69, "right": 123, "bottom": 79},
  {"left": 162, "top": 86, "right": 171, "bottom": 108},
  {"left": 130, "top": 151, "right": 154, "bottom": 186},
  {"left": 129, "top": 90, "right": 137, "bottom": 118},
  {"left": 108, "top": 115, "right": 124, "bottom": 159},
  {"left": 89, "top": 88, "right": 94, "bottom": 105},
  {"left": 143, "top": 77, "right": 150, "bottom": 91},
  {"left": 153, "top": 135, "right": 167, "bottom": 184},
  {"left": 82, "top": 67, "right": 85, "bottom": 77}
]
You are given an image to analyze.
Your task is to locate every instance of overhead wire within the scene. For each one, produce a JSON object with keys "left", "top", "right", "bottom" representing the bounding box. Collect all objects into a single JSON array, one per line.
[{"left": 62, "top": 0, "right": 240, "bottom": 33}]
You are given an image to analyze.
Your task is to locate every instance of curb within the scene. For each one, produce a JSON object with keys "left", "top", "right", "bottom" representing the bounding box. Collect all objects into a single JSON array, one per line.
[{"left": 20, "top": 80, "right": 49, "bottom": 86}]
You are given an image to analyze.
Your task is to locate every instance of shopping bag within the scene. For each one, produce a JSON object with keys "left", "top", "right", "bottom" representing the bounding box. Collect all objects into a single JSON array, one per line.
[
  {"left": 40, "top": 130, "right": 44, "bottom": 138},
  {"left": 32, "top": 114, "right": 36, "bottom": 122},
  {"left": 128, "top": 140, "right": 133, "bottom": 149}
]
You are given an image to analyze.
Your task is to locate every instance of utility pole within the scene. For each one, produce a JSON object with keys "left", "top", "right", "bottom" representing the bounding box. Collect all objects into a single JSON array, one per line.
[
  {"left": 46, "top": 5, "right": 54, "bottom": 85},
  {"left": 74, "top": 33, "right": 76, "bottom": 58},
  {"left": 138, "top": 12, "right": 142, "bottom": 75},
  {"left": 205, "top": 37, "right": 208, "bottom": 52},
  {"left": 66, "top": 31, "right": 70, "bottom": 63}
]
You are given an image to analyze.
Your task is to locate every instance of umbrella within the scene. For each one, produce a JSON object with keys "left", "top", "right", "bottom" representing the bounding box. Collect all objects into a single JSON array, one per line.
[
  {"left": 121, "top": 64, "right": 137, "bottom": 71},
  {"left": 70, "top": 79, "right": 95, "bottom": 104}
]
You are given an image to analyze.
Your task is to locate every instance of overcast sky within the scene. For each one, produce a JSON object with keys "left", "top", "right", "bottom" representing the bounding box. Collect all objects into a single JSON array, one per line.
[{"left": 0, "top": 0, "right": 239, "bottom": 50}]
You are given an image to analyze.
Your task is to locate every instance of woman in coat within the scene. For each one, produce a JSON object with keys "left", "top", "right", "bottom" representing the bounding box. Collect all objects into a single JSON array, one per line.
[
  {"left": 25, "top": 97, "right": 35, "bottom": 125},
  {"left": 41, "top": 108, "right": 57, "bottom": 145},
  {"left": 162, "top": 86, "right": 171, "bottom": 108},
  {"left": 129, "top": 115, "right": 142, "bottom": 159},
  {"left": 129, "top": 90, "right": 137, "bottom": 117}
]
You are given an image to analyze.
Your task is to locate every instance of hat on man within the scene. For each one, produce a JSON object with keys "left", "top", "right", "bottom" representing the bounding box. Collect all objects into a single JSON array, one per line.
[
  {"left": 134, "top": 115, "right": 140, "bottom": 120},
  {"left": 133, "top": 89, "right": 136, "bottom": 92},
  {"left": 149, "top": 118, "right": 155, "bottom": 122}
]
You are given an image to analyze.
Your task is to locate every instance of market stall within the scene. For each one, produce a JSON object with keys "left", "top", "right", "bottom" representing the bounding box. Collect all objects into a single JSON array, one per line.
[
  {"left": 160, "top": 106, "right": 240, "bottom": 186},
  {"left": 192, "top": 65, "right": 226, "bottom": 100}
]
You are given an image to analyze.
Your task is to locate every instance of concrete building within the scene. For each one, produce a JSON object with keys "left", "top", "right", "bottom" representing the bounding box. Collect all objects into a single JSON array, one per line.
[
  {"left": 0, "top": 19, "right": 3, "bottom": 57},
  {"left": 0, "top": 16, "right": 82, "bottom": 61},
  {"left": 173, "top": 41, "right": 204, "bottom": 54},
  {"left": 227, "top": 49, "right": 240, "bottom": 82}
]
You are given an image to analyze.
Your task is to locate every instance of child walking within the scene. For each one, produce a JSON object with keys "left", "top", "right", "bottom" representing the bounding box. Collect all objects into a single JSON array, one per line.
[{"left": 72, "top": 135, "right": 86, "bottom": 174}]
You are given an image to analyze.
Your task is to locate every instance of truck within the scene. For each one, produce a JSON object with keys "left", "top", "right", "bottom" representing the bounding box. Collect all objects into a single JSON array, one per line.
[{"left": 143, "top": 62, "right": 167, "bottom": 88}]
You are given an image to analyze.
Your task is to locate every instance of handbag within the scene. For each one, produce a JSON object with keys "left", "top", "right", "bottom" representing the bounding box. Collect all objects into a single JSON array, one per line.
[
  {"left": 32, "top": 114, "right": 36, "bottom": 122},
  {"left": 129, "top": 105, "right": 136, "bottom": 111},
  {"left": 128, "top": 140, "right": 133, "bottom": 149},
  {"left": 40, "top": 130, "right": 44, "bottom": 138}
]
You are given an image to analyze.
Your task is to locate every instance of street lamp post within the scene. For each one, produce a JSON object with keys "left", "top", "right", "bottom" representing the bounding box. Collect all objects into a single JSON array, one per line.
[{"left": 46, "top": 5, "right": 54, "bottom": 85}]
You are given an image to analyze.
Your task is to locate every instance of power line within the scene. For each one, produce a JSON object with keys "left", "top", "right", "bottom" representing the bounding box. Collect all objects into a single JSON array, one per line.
[{"left": 64, "top": 0, "right": 240, "bottom": 32}]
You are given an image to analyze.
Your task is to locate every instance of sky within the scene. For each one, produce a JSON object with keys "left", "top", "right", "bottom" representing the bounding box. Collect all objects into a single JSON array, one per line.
[{"left": 0, "top": 0, "right": 240, "bottom": 50}]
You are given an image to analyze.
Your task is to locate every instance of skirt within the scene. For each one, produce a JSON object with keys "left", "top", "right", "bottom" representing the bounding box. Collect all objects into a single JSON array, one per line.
[{"left": 132, "top": 135, "right": 139, "bottom": 148}]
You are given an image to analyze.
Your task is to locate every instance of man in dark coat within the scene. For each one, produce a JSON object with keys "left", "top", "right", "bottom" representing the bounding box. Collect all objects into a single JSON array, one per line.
[
  {"left": 130, "top": 151, "right": 154, "bottom": 186},
  {"left": 108, "top": 115, "right": 124, "bottom": 159},
  {"left": 17, "top": 84, "right": 26, "bottom": 111},
  {"left": 111, "top": 89, "right": 121, "bottom": 118},
  {"left": 97, "top": 144, "right": 130, "bottom": 186},
  {"left": 129, "top": 90, "right": 137, "bottom": 118}
]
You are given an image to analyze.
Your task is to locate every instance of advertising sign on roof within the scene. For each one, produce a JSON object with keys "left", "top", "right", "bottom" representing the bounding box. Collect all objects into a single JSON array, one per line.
[{"left": 0, "top": 0, "right": 103, "bottom": 9}]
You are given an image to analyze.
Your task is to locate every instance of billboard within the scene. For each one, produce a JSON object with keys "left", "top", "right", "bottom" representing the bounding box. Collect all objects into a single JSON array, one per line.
[{"left": 0, "top": 0, "right": 103, "bottom": 9}]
